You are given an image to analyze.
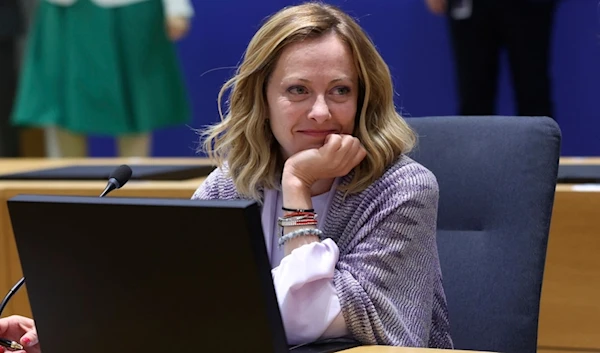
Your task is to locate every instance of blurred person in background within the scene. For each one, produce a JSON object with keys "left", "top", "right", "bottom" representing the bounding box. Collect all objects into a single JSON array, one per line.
[
  {"left": 11, "top": 0, "right": 194, "bottom": 158},
  {"left": 425, "top": 0, "right": 556, "bottom": 118},
  {"left": 0, "top": 0, "right": 24, "bottom": 157}
]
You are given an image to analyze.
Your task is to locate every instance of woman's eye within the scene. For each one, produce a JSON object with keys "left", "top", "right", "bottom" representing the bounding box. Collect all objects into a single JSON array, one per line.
[
  {"left": 287, "top": 86, "right": 308, "bottom": 95},
  {"left": 332, "top": 86, "right": 351, "bottom": 95}
]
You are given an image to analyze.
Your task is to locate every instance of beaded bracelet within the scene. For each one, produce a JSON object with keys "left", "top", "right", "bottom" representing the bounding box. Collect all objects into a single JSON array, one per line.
[
  {"left": 277, "top": 213, "right": 317, "bottom": 227},
  {"left": 278, "top": 212, "right": 318, "bottom": 237},
  {"left": 279, "top": 219, "right": 318, "bottom": 228},
  {"left": 282, "top": 207, "right": 315, "bottom": 213},
  {"left": 278, "top": 228, "right": 324, "bottom": 247}
]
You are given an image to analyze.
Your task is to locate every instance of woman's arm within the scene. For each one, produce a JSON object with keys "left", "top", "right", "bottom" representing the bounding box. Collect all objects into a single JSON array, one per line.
[
  {"left": 272, "top": 134, "right": 366, "bottom": 344},
  {"left": 271, "top": 239, "right": 348, "bottom": 345}
]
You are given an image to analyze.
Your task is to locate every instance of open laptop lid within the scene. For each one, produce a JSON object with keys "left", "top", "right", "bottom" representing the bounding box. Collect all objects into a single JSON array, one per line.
[{"left": 7, "top": 195, "right": 288, "bottom": 353}]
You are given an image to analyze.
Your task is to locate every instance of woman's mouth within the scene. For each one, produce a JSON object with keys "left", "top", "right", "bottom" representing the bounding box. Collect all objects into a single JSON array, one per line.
[{"left": 298, "top": 130, "right": 337, "bottom": 137}]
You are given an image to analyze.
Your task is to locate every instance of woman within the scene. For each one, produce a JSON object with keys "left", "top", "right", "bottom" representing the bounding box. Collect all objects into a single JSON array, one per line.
[
  {"left": 11, "top": 0, "right": 193, "bottom": 157},
  {"left": 0, "top": 2, "right": 453, "bottom": 351},
  {"left": 193, "top": 2, "right": 452, "bottom": 347}
]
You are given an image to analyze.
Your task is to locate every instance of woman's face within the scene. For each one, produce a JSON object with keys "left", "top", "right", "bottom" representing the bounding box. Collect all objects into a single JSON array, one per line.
[{"left": 266, "top": 33, "right": 359, "bottom": 159}]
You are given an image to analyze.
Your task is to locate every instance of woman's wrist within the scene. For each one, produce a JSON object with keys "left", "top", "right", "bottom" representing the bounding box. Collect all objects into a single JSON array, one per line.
[
  {"left": 283, "top": 232, "right": 320, "bottom": 256},
  {"left": 281, "top": 171, "right": 313, "bottom": 211},
  {"left": 280, "top": 167, "right": 321, "bottom": 255},
  {"left": 281, "top": 225, "right": 320, "bottom": 256}
]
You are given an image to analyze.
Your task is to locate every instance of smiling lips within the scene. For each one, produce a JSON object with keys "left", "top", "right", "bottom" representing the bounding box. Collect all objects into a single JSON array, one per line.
[{"left": 297, "top": 129, "right": 338, "bottom": 137}]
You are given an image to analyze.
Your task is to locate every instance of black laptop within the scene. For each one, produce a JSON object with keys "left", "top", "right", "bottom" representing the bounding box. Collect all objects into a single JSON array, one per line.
[{"left": 7, "top": 195, "right": 360, "bottom": 353}]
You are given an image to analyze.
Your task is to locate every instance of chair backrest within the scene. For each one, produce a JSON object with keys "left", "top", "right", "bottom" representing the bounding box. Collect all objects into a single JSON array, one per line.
[{"left": 405, "top": 116, "right": 561, "bottom": 353}]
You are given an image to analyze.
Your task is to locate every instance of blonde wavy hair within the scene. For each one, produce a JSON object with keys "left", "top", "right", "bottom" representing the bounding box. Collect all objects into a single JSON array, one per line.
[{"left": 201, "top": 1, "right": 416, "bottom": 201}]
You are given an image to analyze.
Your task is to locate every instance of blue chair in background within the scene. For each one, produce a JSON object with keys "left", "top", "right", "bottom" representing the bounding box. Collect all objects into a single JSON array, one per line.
[{"left": 406, "top": 116, "right": 561, "bottom": 353}]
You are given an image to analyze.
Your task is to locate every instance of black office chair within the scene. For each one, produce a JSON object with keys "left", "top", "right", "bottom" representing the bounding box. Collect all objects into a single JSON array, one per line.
[{"left": 406, "top": 116, "right": 561, "bottom": 353}]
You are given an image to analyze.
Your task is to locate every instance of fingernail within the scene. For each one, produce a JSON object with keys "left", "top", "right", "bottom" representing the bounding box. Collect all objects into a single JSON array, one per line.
[
  {"left": 0, "top": 345, "right": 5, "bottom": 352},
  {"left": 21, "top": 338, "right": 30, "bottom": 346}
]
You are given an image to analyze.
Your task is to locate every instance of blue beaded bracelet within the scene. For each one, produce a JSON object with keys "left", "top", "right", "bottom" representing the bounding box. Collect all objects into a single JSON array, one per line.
[{"left": 278, "top": 228, "right": 324, "bottom": 247}]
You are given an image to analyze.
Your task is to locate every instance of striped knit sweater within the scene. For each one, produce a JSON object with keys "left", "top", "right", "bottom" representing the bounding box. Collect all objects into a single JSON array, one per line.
[{"left": 191, "top": 155, "right": 454, "bottom": 348}]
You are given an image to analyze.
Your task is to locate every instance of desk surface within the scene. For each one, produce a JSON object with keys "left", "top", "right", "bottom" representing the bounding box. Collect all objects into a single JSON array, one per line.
[
  {"left": 560, "top": 157, "right": 600, "bottom": 165},
  {"left": 341, "top": 348, "right": 485, "bottom": 353},
  {"left": 0, "top": 157, "right": 211, "bottom": 191}
]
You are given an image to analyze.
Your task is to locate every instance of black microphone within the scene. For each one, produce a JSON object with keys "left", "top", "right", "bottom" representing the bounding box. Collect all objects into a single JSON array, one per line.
[
  {"left": 0, "top": 164, "right": 134, "bottom": 317},
  {"left": 99, "top": 164, "right": 132, "bottom": 198}
]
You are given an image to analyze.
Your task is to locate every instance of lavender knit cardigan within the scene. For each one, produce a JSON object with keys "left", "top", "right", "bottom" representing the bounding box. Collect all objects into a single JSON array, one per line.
[{"left": 192, "top": 155, "right": 454, "bottom": 348}]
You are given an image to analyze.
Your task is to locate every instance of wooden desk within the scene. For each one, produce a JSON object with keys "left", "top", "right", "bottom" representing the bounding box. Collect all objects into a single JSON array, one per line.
[
  {"left": 0, "top": 158, "right": 208, "bottom": 318},
  {"left": 538, "top": 184, "right": 600, "bottom": 352},
  {"left": 560, "top": 157, "right": 600, "bottom": 165},
  {"left": 341, "top": 347, "right": 488, "bottom": 353}
]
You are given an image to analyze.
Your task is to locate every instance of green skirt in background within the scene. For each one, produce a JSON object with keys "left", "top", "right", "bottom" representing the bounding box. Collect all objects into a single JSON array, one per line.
[{"left": 12, "top": 0, "right": 191, "bottom": 136}]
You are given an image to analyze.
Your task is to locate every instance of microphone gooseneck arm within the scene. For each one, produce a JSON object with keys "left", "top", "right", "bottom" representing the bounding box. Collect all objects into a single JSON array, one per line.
[
  {"left": 99, "top": 178, "right": 121, "bottom": 198},
  {"left": 0, "top": 277, "right": 25, "bottom": 317}
]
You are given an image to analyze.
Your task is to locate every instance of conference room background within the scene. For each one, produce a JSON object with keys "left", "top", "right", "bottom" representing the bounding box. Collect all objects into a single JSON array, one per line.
[{"left": 86, "top": 0, "right": 600, "bottom": 157}]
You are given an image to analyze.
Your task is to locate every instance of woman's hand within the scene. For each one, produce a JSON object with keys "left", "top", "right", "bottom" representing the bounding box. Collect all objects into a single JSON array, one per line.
[
  {"left": 0, "top": 315, "right": 40, "bottom": 353},
  {"left": 166, "top": 16, "right": 190, "bottom": 41},
  {"left": 283, "top": 134, "right": 367, "bottom": 189}
]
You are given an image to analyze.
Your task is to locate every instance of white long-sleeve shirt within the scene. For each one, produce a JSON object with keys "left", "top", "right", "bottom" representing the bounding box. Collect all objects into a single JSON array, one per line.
[{"left": 262, "top": 182, "right": 349, "bottom": 345}]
